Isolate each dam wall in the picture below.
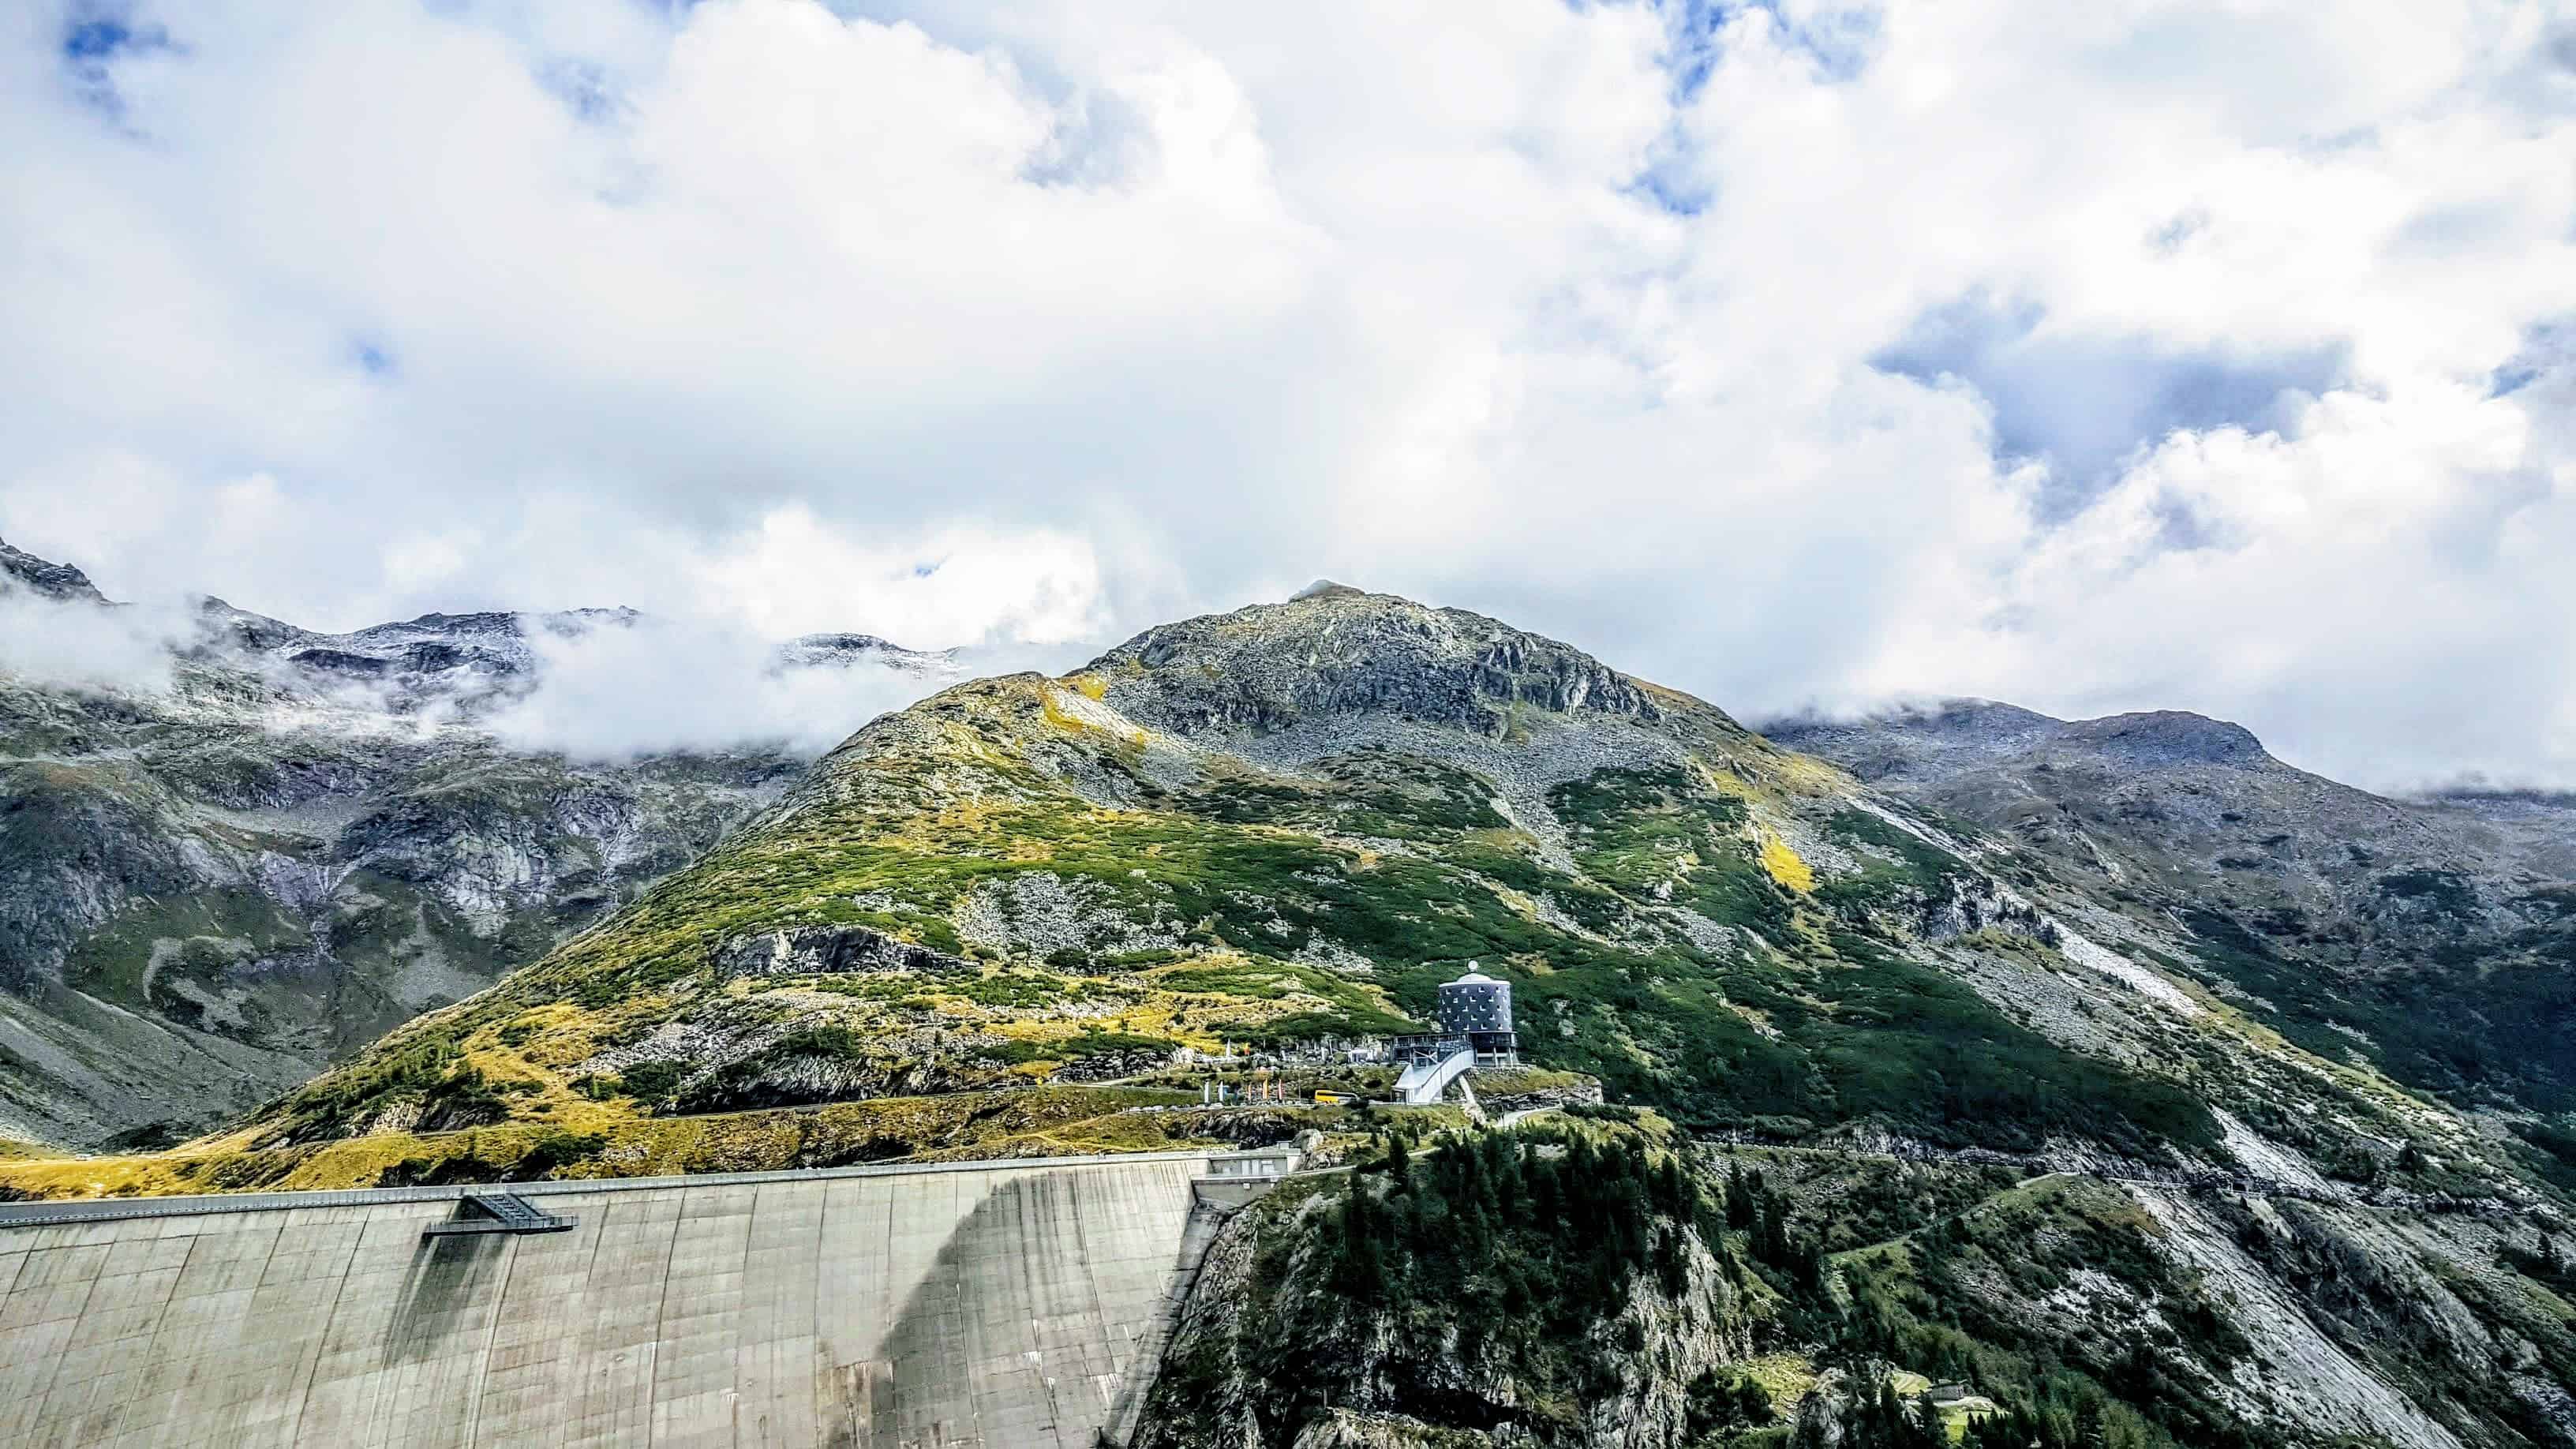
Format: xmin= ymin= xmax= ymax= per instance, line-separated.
xmin=0 ymin=1150 xmax=1253 ymax=1448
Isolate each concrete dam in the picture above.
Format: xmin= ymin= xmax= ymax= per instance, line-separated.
xmin=0 ymin=1149 xmax=1276 ymax=1448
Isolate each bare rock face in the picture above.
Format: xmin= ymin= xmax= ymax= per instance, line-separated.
xmin=710 ymin=923 xmax=973 ymax=980
xmin=2057 ymin=710 xmax=2269 ymax=767
xmin=774 ymin=632 xmax=961 ymax=676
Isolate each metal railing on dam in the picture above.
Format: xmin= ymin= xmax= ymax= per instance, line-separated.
xmin=0 ymin=1148 xmax=1273 ymax=1448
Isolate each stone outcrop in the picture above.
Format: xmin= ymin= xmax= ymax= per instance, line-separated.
xmin=710 ymin=923 xmax=976 ymax=979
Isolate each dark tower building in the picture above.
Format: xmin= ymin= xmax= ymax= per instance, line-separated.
xmin=1435 ymin=967 xmax=1518 ymax=1066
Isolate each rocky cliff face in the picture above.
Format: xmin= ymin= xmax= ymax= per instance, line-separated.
xmin=0 ymin=538 xmax=945 ymax=1147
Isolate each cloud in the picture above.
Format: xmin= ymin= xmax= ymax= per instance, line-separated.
xmin=477 ymin=616 xmax=993 ymax=761
xmin=0 ymin=591 xmax=179 ymax=695
xmin=0 ymin=0 xmax=2570 ymax=788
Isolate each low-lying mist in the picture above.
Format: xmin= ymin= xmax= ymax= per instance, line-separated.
xmin=483 ymin=618 xmax=1034 ymax=761
xmin=0 ymin=586 xmax=1078 ymax=764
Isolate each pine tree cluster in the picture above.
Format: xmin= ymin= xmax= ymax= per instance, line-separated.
xmin=1324 ymin=1129 xmax=1709 ymax=1335
xmin=1795 ymin=1376 xmax=1943 ymax=1447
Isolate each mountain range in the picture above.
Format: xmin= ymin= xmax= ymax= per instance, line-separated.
xmin=4 ymin=548 xmax=2574 ymax=1445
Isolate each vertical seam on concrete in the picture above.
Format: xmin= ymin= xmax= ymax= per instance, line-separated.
xmin=24 ymin=1243 xmax=110 ymax=1436
xmin=869 ymin=1174 xmax=899 ymax=1360
xmin=108 ymin=1234 xmax=189 ymax=1432
xmin=812 ymin=1178 xmax=841 ymax=1449
xmin=461 ymin=1234 xmax=522 ymax=1445
xmin=642 ymin=1192 xmax=686 ymax=1449
xmin=279 ymin=1212 xmax=365 ymax=1448
xmin=1060 ymin=1172 xmax=1112 ymax=1449
xmin=575 ymin=1194 xmax=622 ymax=1446
xmin=735 ymin=1183 xmax=760 ymax=1447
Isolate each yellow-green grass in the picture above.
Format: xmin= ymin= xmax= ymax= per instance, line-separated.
xmin=0 ymin=1085 xmax=1271 ymax=1202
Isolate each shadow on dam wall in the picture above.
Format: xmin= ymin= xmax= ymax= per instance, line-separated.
xmin=383 ymin=1234 xmax=510 ymax=1368
xmin=831 ymin=1169 xmax=1222 ymax=1448
xmin=0 ymin=1151 xmax=1234 ymax=1448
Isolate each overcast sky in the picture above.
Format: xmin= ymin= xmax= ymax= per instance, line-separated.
xmin=3 ymin=0 xmax=2573 ymax=788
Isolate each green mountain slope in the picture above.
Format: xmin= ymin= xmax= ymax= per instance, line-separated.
xmin=220 ymin=590 xmax=2504 ymax=1198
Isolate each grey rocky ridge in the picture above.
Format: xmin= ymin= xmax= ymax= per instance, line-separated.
xmin=0 ymin=536 xmax=953 ymax=1148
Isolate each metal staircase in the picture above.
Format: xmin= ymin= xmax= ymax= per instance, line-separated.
xmin=1395 ymin=1046 xmax=1477 ymax=1105
xmin=421 ymin=1192 xmax=577 ymax=1237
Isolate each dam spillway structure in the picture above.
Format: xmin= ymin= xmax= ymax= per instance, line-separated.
xmin=0 ymin=1148 xmax=1286 ymax=1448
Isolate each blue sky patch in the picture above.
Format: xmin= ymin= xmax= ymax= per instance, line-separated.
xmin=60 ymin=4 xmax=178 ymax=119
xmin=1661 ymin=0 xmax=1880 ymax=101
xmin=537 ymin=57 xmax=625 ymax=125
xmin=63 ymin=17 xmax=133 ymax=60
xmin=2490 ymin=317 xmax=2572 ymax=397
xmin=1627 ymin=153 xmax=1712 ymax=217
xmin=1634 ymin=0 xmax=1878 ymax=214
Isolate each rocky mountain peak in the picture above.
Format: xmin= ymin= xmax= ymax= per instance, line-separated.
xmin=1084 ymin=590 xmax=1674 ymax=739
xmin=190 ymin=597 xmax=309 ymax=653
xmin=0 ymin=544 xmax=911 ymax=1144
xmin=1287 ymin=578 xmax=1365 ymax=601
xmin=1756 ymin=697 xmax=2062 ymax=783
xmin=0 ymin=536 xmax=110 ymax=605
xmin=2059 ymin=710 xmax=2271 ymax=768
xmin=1762 ymin=698 xmax=2275 ymax=783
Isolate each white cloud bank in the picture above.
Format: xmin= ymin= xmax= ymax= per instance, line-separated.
xmin=481 ymin=617 xmax=1056 ymax=761
xmin=1 ymin=0 xmax=2571 ymax=788
xmin=0 ymin=591 xmax=181 ymax=697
